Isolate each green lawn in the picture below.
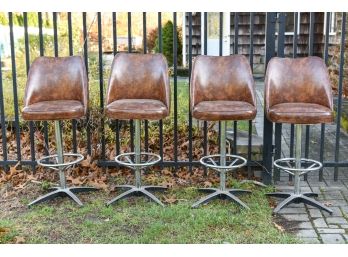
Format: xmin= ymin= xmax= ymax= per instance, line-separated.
xmin=0 ymin=183 xmax=299 ymax=244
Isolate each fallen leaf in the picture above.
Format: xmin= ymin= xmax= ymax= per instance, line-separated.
xmin=14 ymin=236 xmax=26 ymax=244
xmin=273 ymin=222 xmax=285 ymax=232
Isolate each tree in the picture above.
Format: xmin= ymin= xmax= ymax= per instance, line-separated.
xmin=147 ymin=27 xmax=158 ymax=52
xmin=153 ymin=21 xmax=182 ymax=66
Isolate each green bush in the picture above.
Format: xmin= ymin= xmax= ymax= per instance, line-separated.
xmin=154 ymin=21 xmax=182 ymax=66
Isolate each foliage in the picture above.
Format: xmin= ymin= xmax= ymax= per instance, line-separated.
xmin=0 ymin=12 xmax=51 ymax=27
xmin=146 ymin=27 xmax=158 ymax=52
xmin=154 ymin=21 xmax=183 ymax=66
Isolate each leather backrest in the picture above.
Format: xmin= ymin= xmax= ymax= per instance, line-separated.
xmin=24 ymin=56 xmax=88 ymax=113
xmin=265 ymin=56 xmax=333 ymax=111
xmin=106 ymin=53 xmax=170 ymax=109
xmin=190 ymin=55 xmax=256 ymax=109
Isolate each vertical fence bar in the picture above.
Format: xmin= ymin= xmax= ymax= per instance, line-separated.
xmin=262 ymin=12 xmax=277 ymax=185
xmin=97 ymin=12 xmax=106 ymax=160
xmin=304 ymin=12 xmax=315 ymax=181
xmin=233 ymin=12 xmax=238 ymax=155
xmin=248 ymin=12 xmax=254 ymax=178
xmin=53 ymin=12 xmax=58 ymax=57
xmin=173 ymin=12 xmax=178 ymax=171
xmin=68 ymin=12 xmax=78 ymax=153
xmin=188 ymin=12 xmax=193 ymax=172
xmin=24 ymin=12 xmax=36 ymax=170
xmin=8 ymin=12 xmax=22 ymax=165
xmin=203 ymin=12 xmax=208 ymax=175
xmin=112 ymin=12 xmax=120 ymax=156
xmin=334 ymin=12 xmax=346 ymax=181
xmin=249 ymin=12 xmax=254 ymax=70
xmin=158 ymin=12 xmax=164 ymax=166
xmin=218 ymin=12 xmax=223 ymax=154
xmin=0 ymin=37 xmax=7 ymax=170
xmin=38 ymin=12 xmax=49 ymax=156
xmin=143 ymin=12 xmax=149 ymax=155
xmin=274 ymin=12 xmax=285 ymax=182
xmin=83 ymin=12 xmax=91 ymax=156
xmin=127 ymin=12 xmax=134 ymax=153
xmin=320 ymin=12 xmax=331 ymax=181
xmin=289 ymin=12 xmax=299 ymax=182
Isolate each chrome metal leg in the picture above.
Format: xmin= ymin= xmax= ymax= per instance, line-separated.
xmin=300 ymin=195 xmax=333 ymax=214
xmin=28 ymin=190 xmax=64 ymax=207
xmin=69 ymin=187 xmax=99 ymax=193
xmin=266 ymin=192 xmax=292 ymax=198
xmin=142 ymin=185 xmax=168 ymax=191
xmin=302 ymin=192 xmax=319 ymax=197
xmin=65 ymin=189 xmax=84 ymax=206
xmin=228 ymin=189 xmax=252 ymax=195
xmin=224 ymin=192 xmax=250 ymax=210
xmin=141 ymin=189 xmax=165 ymax=207
xmin=106 ymin=188 xmax=137 ymax=206
xmin=192 ymin=121 xmax=250 ymax=209
xmin=273 ymin=195 xmax=298 ymax=213
xmin=267 ymin=124 xmax=332 ymax=215
xmin=192 ymin=191 xmax=220 ymax=208
xmin=220 ymin=121 xmax=226 ymax=191
xmin=107 ymin=119 xmax=166 ymax=207
xmin=55 ymin=120 xmax=66 ymax=189
xmin=294 ymin=124 xmax=302 ymax=195
xmin=135 ymin=119 xmax=141 ymax=188
xmin=28 ymin=121 xmax=98 ymax=207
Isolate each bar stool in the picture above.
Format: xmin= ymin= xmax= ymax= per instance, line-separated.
xmin=265 ymin=56 xmax=333 ymax=214
xmin=190 ymin=55 xmax=257 ymax=209
xmin=22 ymin=56 xmax=97 ymax=207
xmin=105 ymin=53 xmax=170 ymax=207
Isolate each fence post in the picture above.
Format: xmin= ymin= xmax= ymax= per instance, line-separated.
xmin=262 ymin=12 xmax=277 ymax=185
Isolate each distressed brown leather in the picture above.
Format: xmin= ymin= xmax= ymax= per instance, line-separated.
xmin=265 ymin=56 xmax=333 ymax=124
xmin=105 ymin=99 xmax=168 ymax=120
xmin=190 ymin=55 xmax=256 ymax=121
xmin=106 ymin=53 xmax=170 ymax=120
xmin=22 ymin=56 xmax=88 ymax=121
xmin=268 ymin=103 xmax=333 ymax=124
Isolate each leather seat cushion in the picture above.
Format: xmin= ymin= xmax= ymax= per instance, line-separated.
xmin=105 ymin=99 xmax=169 ymax=120
xmin=22 ymin=100 xmax=85 ymax=121
xmin=192 ymin=101 xmax=256 ymax=121
xmin=268 ymin=103 xmax=333 ymax=124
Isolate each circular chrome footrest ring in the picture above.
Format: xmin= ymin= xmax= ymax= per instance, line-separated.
xmin=200 ymin=154 xmax=247 ymax=172
xmin=274 ymin=157 xmax=322 ymax=176
xmin=115 ymin=152 xmax=161 ymax=169
xmin=37 ymin=153 xmax=84 ymax=171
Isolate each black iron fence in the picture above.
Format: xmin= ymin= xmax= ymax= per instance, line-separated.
xmin=0 ymin=12 xmax=347 ymax=184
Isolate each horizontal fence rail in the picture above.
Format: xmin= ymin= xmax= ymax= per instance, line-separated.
xmin=0 ymin=12 xmax=347 ymax=184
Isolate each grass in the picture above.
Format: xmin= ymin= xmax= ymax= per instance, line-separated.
xmin=0 ymin=183 xmax=299 ymax=244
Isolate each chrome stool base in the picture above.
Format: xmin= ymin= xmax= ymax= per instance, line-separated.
xmin=192 ymin=121 xmax=250 ymax=210
xmin=267 ymin=124 xmax=333 ymax=214
xmin=192 ymin=188 xmax=251 ymax=209
xmin=28 ymin=121 xmax=98 ymax=207
xmin=266 ymin=192 xmax=332 ymax=214
xmin=108 ymin=120 xmax=166 ymax=207
xmin=106 ymin=185 xmax=166 ymax=207
xmin=28 ymin=186 xmax=98 ymax=207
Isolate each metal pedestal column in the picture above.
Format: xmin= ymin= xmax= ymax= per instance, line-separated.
xmin=28 ymin=121 xmax=98 ymax=207
xmin=107 ymin=120 xmax=166 ymax=207
xmin=192 ymin=121 xmax=251 ymax=209
xmin=266 ymin=124 xmax=333 ymax=214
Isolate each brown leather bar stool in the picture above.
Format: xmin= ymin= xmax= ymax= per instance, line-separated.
xmin=190 ymin=55 xmax=257 ymax=209
xmin=22 ymin=56 xmax=97 ymax=207
xmin=105 ymin=53 xmax=170 ymax=207
xmin=265 ymin=56 xmax=333 ymax=214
